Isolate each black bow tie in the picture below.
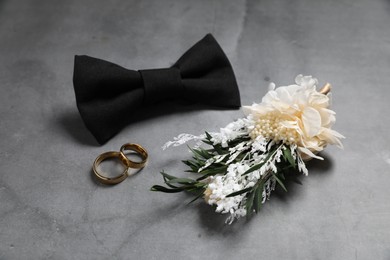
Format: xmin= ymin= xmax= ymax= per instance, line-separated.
xmin=73 ymin=34 xmax=241 ymax=144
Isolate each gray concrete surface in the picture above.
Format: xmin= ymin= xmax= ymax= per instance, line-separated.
xmin=1 ymin=0 xmax=390 ymax=259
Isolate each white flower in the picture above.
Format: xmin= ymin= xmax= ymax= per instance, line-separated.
xmin=210 ymin=118 xmax=253 ymax=147
xmin=243 ymin=75 xmax=344 ymax=160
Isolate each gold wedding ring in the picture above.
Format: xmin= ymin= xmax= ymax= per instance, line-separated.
xmin=120 ymin=143 xmax=148 ymax=169
xmin=93 ymin=151 xmax=129 ymax=185
xmin=92 ymin=143 xmax=148 ymax=185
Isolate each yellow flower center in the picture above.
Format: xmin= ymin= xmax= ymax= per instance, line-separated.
xmin=249 ymin=112 xmax=300 ymax=145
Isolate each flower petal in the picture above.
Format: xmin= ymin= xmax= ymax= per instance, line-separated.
xmin=296 ymin=75 xmax=318 ymax=89
xmin=310 ymin=93 xmax=329 ymax=108
xmin=302 ymin=107 xmax=322 ymax=137
xmin=242 ymin=105 xmax=254 ymax=116
xmin=319 ymin=108 xmax=336 ymax=127
xmin=262 ymin=90 xmax=279 ymax=104
xmin=319 ymin=128 xmax=345 ymax=148
xmin=298 ymin=147 xmax=324 ymax=160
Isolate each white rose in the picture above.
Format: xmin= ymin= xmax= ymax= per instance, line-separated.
xmin=243 ymin=75 xmax=344 ymax=160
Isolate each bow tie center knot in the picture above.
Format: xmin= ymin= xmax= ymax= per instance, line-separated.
xmin=139 ymin=68 xmax=183 ymax=105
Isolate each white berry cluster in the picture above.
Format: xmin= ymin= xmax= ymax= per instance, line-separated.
xmin=249 ymin=112 xmax=301 ymax=146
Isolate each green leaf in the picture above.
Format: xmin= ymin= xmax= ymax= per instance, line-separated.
xmin=202 ymin=139 xmax=213 ymax=146
xmin=273 ymin=174 xmax=288 ymax=192
xmin=160 ymin=171 xmax=178 ymax=180
xmin=205 ymin=131 xmax=213 ymax=141
xmin=150 ymin=185 xmax=184 ymax=193
xmin=245 ymin=190 xmax=256 ymax=214
xmin=196 ymin=173 xmax=214 ymax=181
xmin=162 ymin=176 xmax=179 ymax=189
xmin=166 ymin=178 xmax=196 ymax=185
xmin=253 ymin=184 xmax=263 ymax=213
xmin=242 ymin=161 xmax=266 ymax=176
xmin=283 ymin=147 xmax=296 ymax=168
xmin=196 ymin=166 xmax=228 ymax=180
xmin=188 ymin=146 xmax=201 ymax=161
xmin=226 ymin=187 xmax=253 ymax=197
xmin=182 ymin=160 xmax=195 ymax=167
xmin=161 ymin=171 xmax=196 ymax=183
xmin=189 ymin=147 xmax=212 ymax=160
xmin=213 ymin=144 xmax=225 ymax=155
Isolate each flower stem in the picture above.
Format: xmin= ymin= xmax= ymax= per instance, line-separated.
xmin=319 ymin=83 xmax=331 ymax=95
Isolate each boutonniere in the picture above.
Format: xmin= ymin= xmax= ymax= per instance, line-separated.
xmin=152 ymin=75 xmax=344 ymax=224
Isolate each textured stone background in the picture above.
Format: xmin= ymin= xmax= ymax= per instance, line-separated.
xmin=1 ymin=0 xmax=390 ymax=259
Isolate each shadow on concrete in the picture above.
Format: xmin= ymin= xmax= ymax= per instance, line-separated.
xmin=272 ymin=153 xmax=334 ymax=202
xmin=58 ymin=111 xmax=100 ymax=146
xmin=58 ymin=102 xmax=238 ymax=146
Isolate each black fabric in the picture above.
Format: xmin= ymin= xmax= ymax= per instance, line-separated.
xmin=73 ymin=34 xmax=241 ymax=144
xmin=139 ymin=68 xmax=183 ymax=104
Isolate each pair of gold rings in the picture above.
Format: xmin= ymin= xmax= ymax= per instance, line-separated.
xmin=93 ymin=143 xmax=148 ymax=185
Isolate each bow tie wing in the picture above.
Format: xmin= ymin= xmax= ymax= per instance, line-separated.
xmin=173 ymin=34 xmax=241 ymax=108
xmin=73 ymin=55 xmax=144 ymax=144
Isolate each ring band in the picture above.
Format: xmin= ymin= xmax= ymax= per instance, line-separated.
xmin=120 ymin=143 xmax=148 ymax=169
xmin=92 ymin=143 xmax=148 ymax=185
xmin=93 ymin=151 xmax=129 ymax=185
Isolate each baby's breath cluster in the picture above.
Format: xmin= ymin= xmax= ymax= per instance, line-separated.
xmin=249 ymin=112 xmax=300 ymax=146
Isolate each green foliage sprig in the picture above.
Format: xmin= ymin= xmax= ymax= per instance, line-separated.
xmin=152 ymin=132 xmax=301 ymax=218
